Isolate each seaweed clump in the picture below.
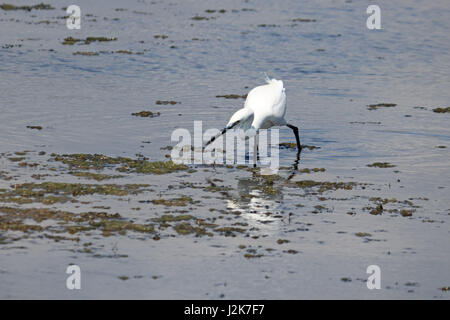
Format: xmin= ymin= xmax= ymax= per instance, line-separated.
xmin=131 ymin=111 xmax=160 ymax=118
xmin=156 ymin=100 xmax=179 ymax=105
xmin=370 ymin=204 xmax=383 ymax=215
xmin=90 ymin=220 xmax=154 ymax=236
xmin=367 ymin=103 xmax=396 ymax=110
xmin=191 ymin=16 xmax=209 ymax=21
xmin=151 ymin=196 xmax=194 ymax=207
xmin=279 ymin=142 xmax=320 ymax=150
xmin=73 ymin=51 xmax=99 ymax=56
xmin=173 ymin=222 xmax=212 ymax=237
xmin=432 ymin=107 xmax=450 ymax=113
xmin=367 ymin=162 xmax=395 ymax=168
xmin=51 ymin=154 xmax=188 ymax=174
xmin=152 ymin=214 xmax=193 ymax=222
xmin=292 ymin=18 xmax=316 ymax=22
xmin=216 ymin=94 xmax=247 ymax=99
xmin=0 ymin=181 xmax=149 ymax=205
xmin=62 ymin=36 xmax=117 ymax=45
xmin=70 ymin=171 xmax=123 ymax=181
xmin=26 ymin=125 xmax=42 ymax=130
xmin=293 ymin=180 xmax=357 ymax=192
xmin=1 ymin=3 xmax=54 ymax=11
xmin=0 ymin=206 xmax=156 ymax=238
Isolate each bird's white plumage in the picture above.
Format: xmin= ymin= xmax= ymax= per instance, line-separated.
xmin=227 ymin=77 xmax=287 ymax=137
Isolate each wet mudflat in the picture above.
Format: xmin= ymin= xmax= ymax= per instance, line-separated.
xmin=0 ymin=0 xmax=449 ymax=299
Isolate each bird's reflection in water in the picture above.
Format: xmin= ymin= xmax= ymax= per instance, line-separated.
xmin=226 ymin=151 xmax=301 ymax=232
xmin=226 ymin=174 xmax=285 ymax=232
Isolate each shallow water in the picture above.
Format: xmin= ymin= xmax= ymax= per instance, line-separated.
xmin=0 ymin=0 xmax=449 ymax=299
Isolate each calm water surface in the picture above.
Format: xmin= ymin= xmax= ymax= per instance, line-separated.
xmin=0 ymin=0 xmax=449 ymax=299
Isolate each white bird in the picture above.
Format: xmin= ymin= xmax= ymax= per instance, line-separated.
xmin=204 ymin=76 xmax=302 ymax=160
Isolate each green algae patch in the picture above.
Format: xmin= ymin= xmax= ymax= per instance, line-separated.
xmin=35 ymin=20 xmax=55 ymax=24
xmin=73 ymin=51 xmax=99 ymax=56
xmin=196 ymin=219 xmax=218 ymax=229
xmin=173 ymin=222 xmax=194 ymax=235
xmin=216 ymin=94 xmax=247 ymax=99
xmin=26 ymin=125 xmax=42 ymax=130
xmin=1 ymin=3 xmax=54 ymax=11
xmin=62 ymin=37 xmax=82 ymax=45
xmin=279 ymin=142 xmax=320 ymax=150
xmin=370 ymin=204 xmax=383 ymax=215
xmin=41 ymin=195 xmax=71 ymax=205
xmin=292 ymin=18 xmax=316 ymax=22
xmin=367 ymin=103 xmax=396 ymax=110
xmin=0 ymin=205 xmax=156 ymax=239
xmin=152 ymin=214 xmax=193 ymax=222
xmin=156 ymin=100 xmax=179 ymax=105
xmin=13 ymin=182 xmax=147 ymax=197
xmin=244 ymin=253 xmax=263 ymax=259
xmin=115 ymin=50 xmax=132 ymax=54
xmin=152 ymin=196 xmax=194 ymax=207
xmin=131 ymin=111 xmax=160 ymax=118
xmin=432 ymin=107 xmax=450 ymax=113
xmin=0 ymin=206 xmax=119 ymax=234
xmin=70 ymin=171 xmax=124 ymax=181
xmin=82 ymin=37 xmax=118 ymax=44
xmin=400 ymin=209 xmax=413 ymax=217
xmin=299 ymin=168 xmax=325 ymax=173
xmin=191 ymin=15 xmax=209 ymax=21
xmin=205 ymin=9 xmax=227 ymax=14
xmin=51 ymin=154 xmax=188 ymax=174
xmin=253 ymin=174 xmax=283 ymax=196
xmin=0 ymin=182 xmax=148 ymax=204
xmin=203 ymin=178 xmax=234 ymax=193
xmin=293 ymin=180 xmax=357 ymax=192
xmin=370 ymin=197 xmax=397 ymax=204
xmin=65 ymin=225 xmax=94 ymax=234
xmin=355 ymin=232 xmax=372 ymax=237
xmin=52 ymin=154 xmax=131 ymax=170
xmin=62 ymin=36 xmax=117 ymax=45
xmin=128 ymin=160 xmax=188 ymax=174
xmin=258 ymin=24 xmax=279 ymax=28
xmin=367 ymin=162 xmax=395 ymax=168
xmin=0 ymin=222 xmax=43 ymax=232
xmin=90 ymin=220 xmax=154 ymax=235
xmin=204 ymin=185 xmax=233 ymax=193
xmin=173 ymin=222 xmax=212 ymax=237
xmin=0 ymin=172 xmax=13 ymax=181
xmin=214 ymin=226 xmax=246 ymax=236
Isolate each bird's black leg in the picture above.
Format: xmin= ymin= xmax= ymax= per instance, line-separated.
xmin=253 ymin=133 xmax=258 ymax=168
xmin=285 ymin=124 xmax=302 ymax=180
xmin=286 ymin=124 xmax=302 ymax=153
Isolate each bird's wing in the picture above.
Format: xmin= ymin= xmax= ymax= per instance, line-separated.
xmin=244 ymin=79 xmax=287 ymax=129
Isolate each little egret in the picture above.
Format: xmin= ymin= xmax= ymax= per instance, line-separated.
xmin=204 ymin=76 xmax=302 ymax=162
